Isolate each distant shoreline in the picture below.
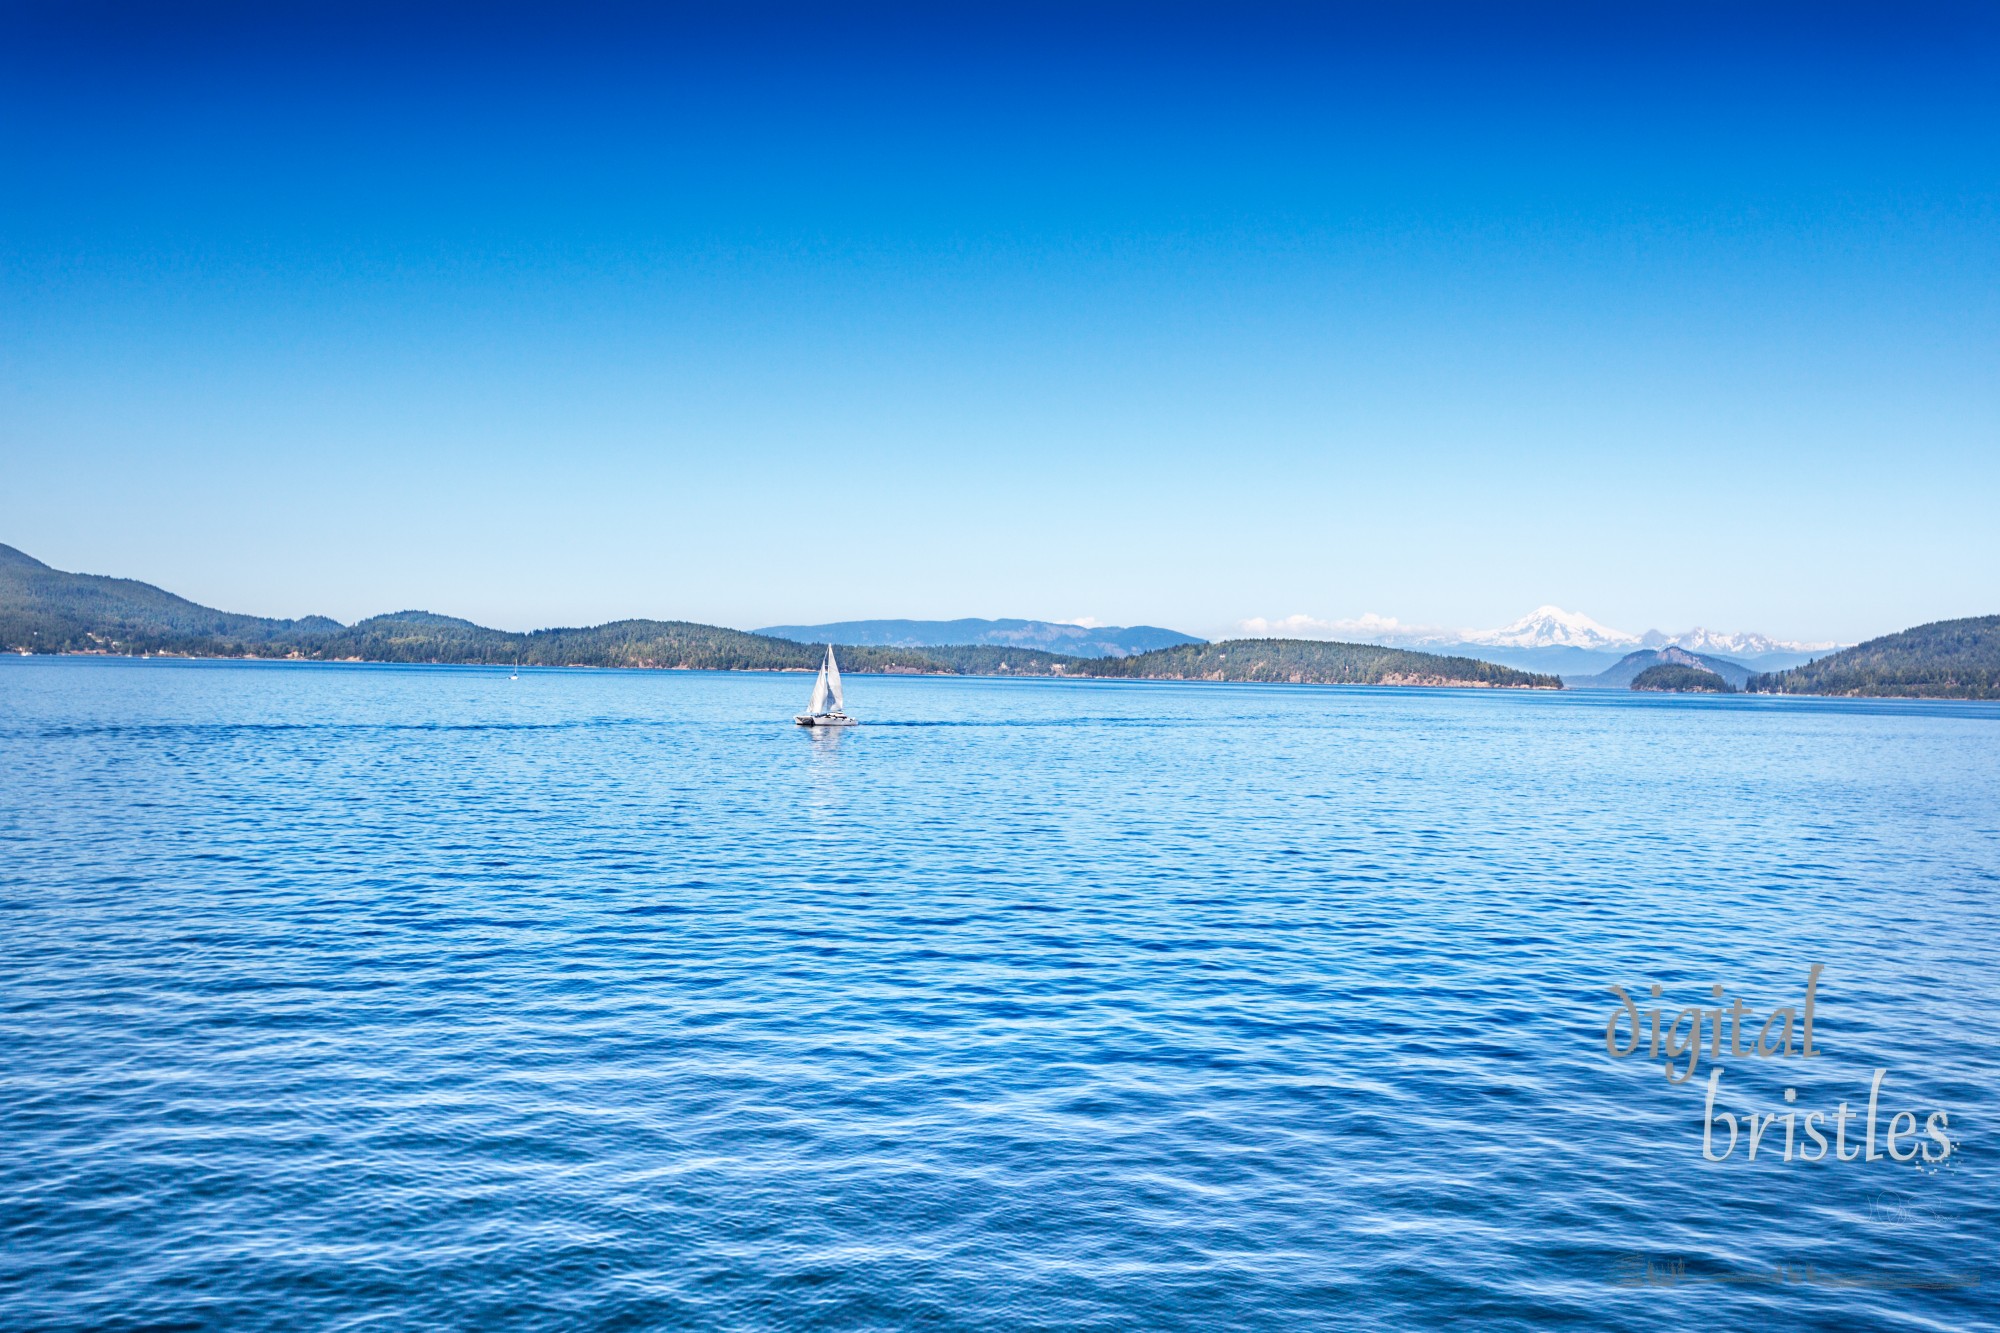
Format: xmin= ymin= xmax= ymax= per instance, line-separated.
xmin=6 ymin=647 xmax=1567 ymax=690
xmin=13 ymin=644 xmax=1998 ymax=701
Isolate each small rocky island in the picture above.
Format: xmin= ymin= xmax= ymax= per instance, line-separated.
xmin=1631 ymin=663 xmax=1734 ymax=693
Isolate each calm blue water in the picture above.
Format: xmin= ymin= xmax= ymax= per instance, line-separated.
xmin=3 ymin=657 xmax=1996 ymax=1331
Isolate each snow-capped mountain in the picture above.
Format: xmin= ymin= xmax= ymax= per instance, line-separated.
xmin=1460 ymin=606 xmax=1641 ymax=651
xmin=1458 ymin=610 xmax=1837 ymax=655
xmin=1233 ymin=606 xmax=1840 ymax=672
xmin=1640 ymin=626 xmax=1839 ymax=655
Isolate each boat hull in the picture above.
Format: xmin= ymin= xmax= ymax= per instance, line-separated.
xmin=795 ymin=713 xmax=858 ymax=727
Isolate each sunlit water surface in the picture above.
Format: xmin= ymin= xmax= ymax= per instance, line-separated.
xmin=3 ymin=658 xmax=1997 ymax=1331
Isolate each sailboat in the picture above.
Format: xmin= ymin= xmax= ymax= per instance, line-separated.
xmin=795 ymin=645 xmax=858 ymax=726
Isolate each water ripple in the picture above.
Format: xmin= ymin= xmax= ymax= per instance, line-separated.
xmin=1 ymin=658 xmax=1996 ymax=1331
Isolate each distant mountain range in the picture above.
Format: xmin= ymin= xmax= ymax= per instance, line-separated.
xmin=754 ymin=617 xmax=1202 ymax=659
xmin=0 ymin=544 xmax=1551 ymax=689
xmin=10 ymin=543 xmax=1986 ymax=697
xmin=0 ymin=543 xmax=922 ymax=673
xmin=1240 ymin=605 xmax=1838 ymax=678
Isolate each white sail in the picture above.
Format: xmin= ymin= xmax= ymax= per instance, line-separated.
xmin=825 ymin=646 xmax=844 ymax=711
xmin=807 ymin=661 xmax=830 ymax=714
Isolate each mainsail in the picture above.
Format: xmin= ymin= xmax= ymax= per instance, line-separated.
xmin=824 ymin=645 xmax=844 ymax=712
xmin=807 ymin=658 xmax=830 ymax=714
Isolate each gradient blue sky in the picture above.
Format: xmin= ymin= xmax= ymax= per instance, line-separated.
xmin=4 ymin=2 xmax=1996 ymax=642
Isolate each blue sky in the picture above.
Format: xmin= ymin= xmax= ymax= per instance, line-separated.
xmin=3 ymin=2 xmax=1996 ymax=642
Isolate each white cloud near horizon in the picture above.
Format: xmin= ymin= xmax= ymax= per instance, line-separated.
xmin=1235 ymin=612 xmax=1440 ymax=641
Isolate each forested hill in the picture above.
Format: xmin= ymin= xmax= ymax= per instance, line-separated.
xmin=3 ymin=543 xmax=1556 ymax=688
xmin=1631 ymin=663 xmax=1733 ymax=693
xmin=1747 ymin=615 xmax=2000 ymax=699
xmin=0 ymin=544 xmax=938 ymax=671
xmin=1069 ymin=639 xmax=1561 ymax=688
xmin=0 ymin=541 xmax=345 ymax=648
xmin=320 ymin=614 xmax=956 ymax=673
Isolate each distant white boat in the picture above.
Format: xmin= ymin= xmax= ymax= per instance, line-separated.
xmin=795 ymin=645 xmax=857 ymax=727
